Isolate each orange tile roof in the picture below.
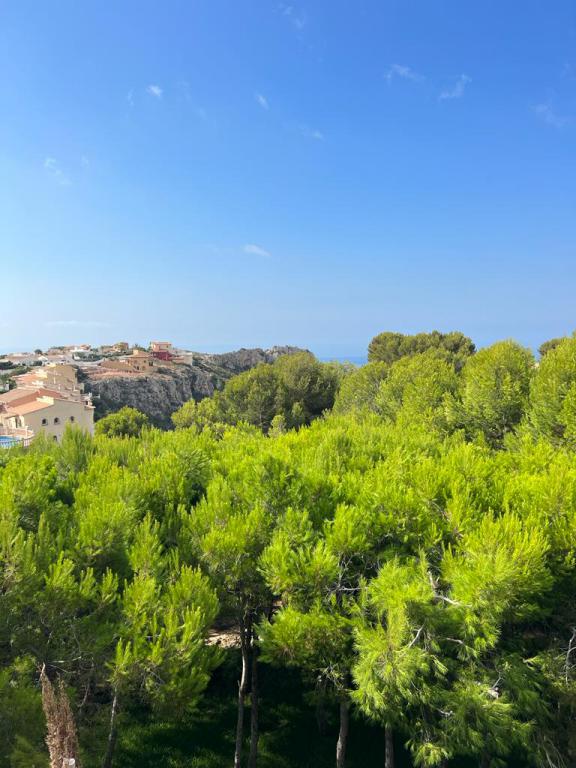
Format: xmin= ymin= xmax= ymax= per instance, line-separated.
xmin=0 ymin=389 xmax=39 ymax=404
xmin=7 ymin=399 xmax=55 ymax=415
xmin=0 ymin=388 xmax=63 ymax=405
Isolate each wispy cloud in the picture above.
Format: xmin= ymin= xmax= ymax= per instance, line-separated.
xmin=146 ymin=84 xmax=163 ymax=99
xmin=195 ymin=106 xmax=208 ymax=121
xmin=385 ymin=64 xmax=423 ymax=83
xmin=44 ymin=320 xmax=110 ymax=328
xmin=299 ymin=125 xmax=324 ymax=141
xmin=533 ymin=103 xmax=570 ymax=128
xmin=439 ymin=74 xmax=471 ymax=100
xmin=127 ymin=89 xmax=135 ymax=107
xmin=81 ymin=155 xmax=90 ymax=168
xmin=278 ymin=3 xmax=306 ymax=31
xmin=243 ymin=244 xmax=272 ymax=258
xmin=255 ymin=92 xmax=270 ymax=111
xmin=44 ymin=157 xmax=71 ymax=186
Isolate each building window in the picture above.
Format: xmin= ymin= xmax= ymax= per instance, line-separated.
xmin=41 ymin=418 xmax=48 ymax=426
xmin=54 ymin=417 xmax=60 ymax=424
xmin=53 ymin=435 xmax=58 ymax=442
xmin=70 ymin=416 xmax=75 ymax=422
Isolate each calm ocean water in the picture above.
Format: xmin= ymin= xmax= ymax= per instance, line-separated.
xmin=318 ymin=355 xmax=367 ymax=366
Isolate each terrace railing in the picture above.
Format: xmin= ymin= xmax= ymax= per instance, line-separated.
xmin=0 ymin=425 xmax=34 ymax=448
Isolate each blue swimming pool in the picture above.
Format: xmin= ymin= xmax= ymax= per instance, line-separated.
xmin=0 ymin=435 xmax=19 ymax=448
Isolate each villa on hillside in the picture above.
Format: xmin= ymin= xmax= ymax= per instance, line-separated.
xmin=100 ymin=348 xmax=158 ymax=374
xmin=0 ymin=364 xmax=94 ymax=448
xmin=100 ymin=343 xmax=178 ymax=373
xmin=98 ymin=341 xmax=129 ymax=355
xmin=150 ymin=341 xmax=175 ymax=361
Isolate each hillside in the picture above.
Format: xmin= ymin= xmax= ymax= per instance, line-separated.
xmin=80 ymin=346 xmax=306 ymax=427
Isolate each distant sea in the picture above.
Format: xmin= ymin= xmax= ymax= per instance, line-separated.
xmin=318 ymin=355 xmax=367 ymax=366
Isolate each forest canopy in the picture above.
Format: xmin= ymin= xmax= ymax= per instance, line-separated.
xmin=367 ymin=330 xmax=475 ymax=369
xmin=2 ymin=331 xmax=576 ymax=768
xmin=171 ymin=351 xmax=343 ymax=433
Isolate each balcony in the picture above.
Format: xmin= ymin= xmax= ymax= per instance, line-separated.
xmin=0 ymin=425 xmax=34 ymax=449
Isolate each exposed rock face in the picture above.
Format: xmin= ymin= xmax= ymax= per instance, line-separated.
xmin=81 ymin=346 xmax=306 ymax=428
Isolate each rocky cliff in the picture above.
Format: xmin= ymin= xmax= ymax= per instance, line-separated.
xmin=80 ymin=346 xmax=306 ymax=428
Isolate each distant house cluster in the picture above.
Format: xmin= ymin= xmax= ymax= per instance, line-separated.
xmin=2 ymin=341 xmax=183 ymax=370
xmin=100 ymin=348 xmax=158 ymax=374
xmin=0 ymin=364 xmax=95 ymax=447
xmin=2 ymin=344 xmax=96 ymax=367
xmin=0 ymin=341 xmax=187 ymax=448
xmin=99 ymin=342 xmax=177 ymax=374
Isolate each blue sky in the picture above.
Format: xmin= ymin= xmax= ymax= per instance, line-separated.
xmin=0 ymin=0 xmax=575 ymax=357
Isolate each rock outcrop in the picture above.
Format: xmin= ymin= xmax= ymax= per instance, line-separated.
xmin=80 ymin=346 xmax=306 ymax=428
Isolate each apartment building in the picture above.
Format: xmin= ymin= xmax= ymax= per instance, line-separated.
xmin=0 ymin=364 xmax=94 ymax=446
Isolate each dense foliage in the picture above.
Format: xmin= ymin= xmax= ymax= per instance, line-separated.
xmin=172 ymin=352 xmax=342 ymax=433
xmin=2 ymin=335 xmax=576 ymax=768
xmin=94 ymin=406 xmax=151 ymax=438
xmin=367 ymin=330 xmax=475 ymax=370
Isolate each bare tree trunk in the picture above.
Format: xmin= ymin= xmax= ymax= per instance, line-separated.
xmin=234 ymin=614 xmax=251 ymax=768
xmin=385 ymin=725 xmax=394 ymax=768
xmin=336 ymin=699 xmax=350 ymax=768
xmin=101 ymin=689 xmax=119 ymax=768
xmin=40 ymin=666 xmax=81 ymax=768
xmin=248 ymin=640 xmax=259 ymax=768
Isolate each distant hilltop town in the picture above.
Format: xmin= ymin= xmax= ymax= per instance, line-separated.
xmin=0 ymin=342 xmax=306 ymax=441
xmin=1 ymin=340 xmax=189 ymax=370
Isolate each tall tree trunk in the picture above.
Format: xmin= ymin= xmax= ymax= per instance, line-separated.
xmin=101 ymin=689 xmax=119 ymax=768
xmin=336 ymin=699 xmax=350 ymax=768
xmin=384 ymin=725 xmax=394 ymax=768
xmin=248 ymin=640 xmax=259 ymax=768
xmin=234 ymin=614 xmax=251 ymax=768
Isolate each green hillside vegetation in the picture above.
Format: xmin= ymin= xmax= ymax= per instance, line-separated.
xmin=172 ymin=352 xmax=343 ymax=433
xmin=367 ymin=330 xmax=475 ymax=370
xmin=2 ymin=332 xmax=576 ymax=768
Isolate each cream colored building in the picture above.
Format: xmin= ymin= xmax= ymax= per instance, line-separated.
xmin=0 ymin=364 xmax=94 ymax=445
xmin=0 ymin=394 xmax=94 ymax=442
xmin=150 ymin=341 xmax=173 ymax=353
xmin=100 ymin=349 xmax=156 ymax=373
